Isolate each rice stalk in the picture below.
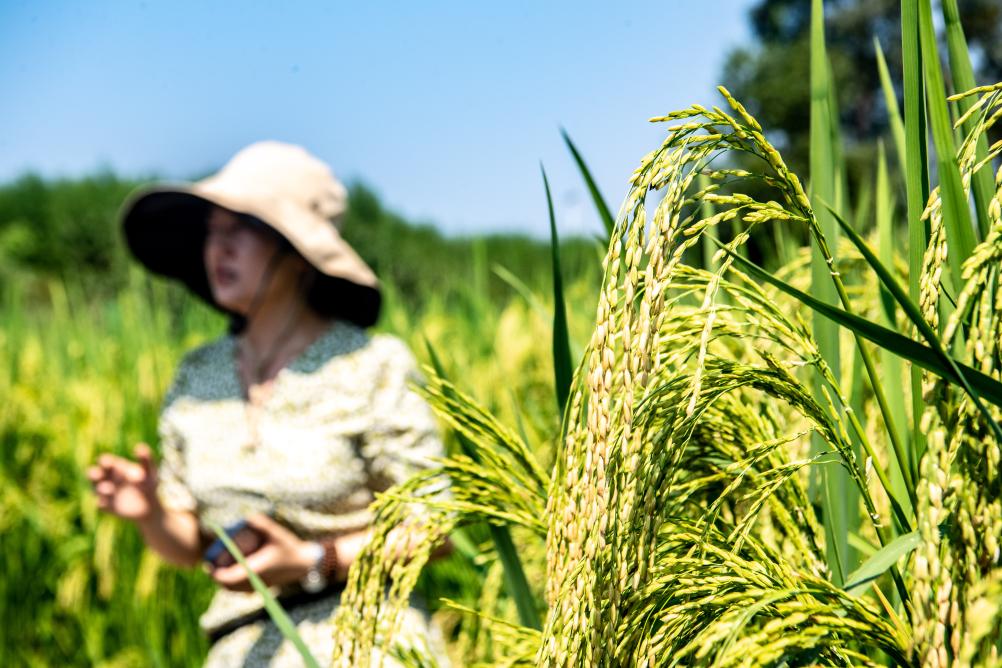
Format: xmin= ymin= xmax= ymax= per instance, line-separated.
xmin=910 ymin=90 xmax=1002 ymax=662
xmin=535 ymin=86 xmax=915 ymax=665
xmin=328 ymin=80 xmax=1002 ymax=668
xmin=331 ymin=374 xmax=549 ymax=665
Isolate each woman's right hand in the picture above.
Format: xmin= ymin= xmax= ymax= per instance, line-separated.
xmin=87 ymin=443 xmax=161 ymax=522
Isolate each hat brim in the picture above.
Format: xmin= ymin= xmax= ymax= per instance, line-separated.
xmin=121 ymin=187 xmax=382 ymax=328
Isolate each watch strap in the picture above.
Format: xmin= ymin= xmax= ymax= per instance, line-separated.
xmin=318 ymin=535 xmax=340 ymax=579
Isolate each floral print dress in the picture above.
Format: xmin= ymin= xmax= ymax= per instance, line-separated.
xmin=156 ymin=319 xmax=445 ymax=666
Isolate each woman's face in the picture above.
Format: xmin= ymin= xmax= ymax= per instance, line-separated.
xmin=203 ymin=207 xmax=304 ymax=315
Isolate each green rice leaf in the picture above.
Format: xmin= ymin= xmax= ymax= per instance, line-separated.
xmin=873 ymin=37 xmax=907 ymax=176
xmin=208 ymin=522 xmax=321 ymax=668
xmin=489 ymin=523 xmax=542 ymax=630
xmin=876 ymin=143 xmax=914 ymax=505
xmin=810 ymin=0 xmax=847 ymax=584
xmin=847 ymin=531 xmax=879 ymax=558
xmin=421 ymin=337 xmax=542 ymax=630
xmin=845 ymin=530 xmax=921 ymax=597
xmin=423 ymin=337 xmax=445 ymax=378
xmin=826 ymin=202 xmax=915 ymax=504
xmin=542 ymin=164 xmax=573 ymax=416
xmin=828 ymin=203 xmax=1002 ymax=444
xmin=562 ymin=129 xmax=615 ymax=240
xmin=723 ymin=248 xmax=1002 ymax=413
xmin=448 ymin=527 xmax=480 ymax=561
xmin=941 ymin=0 xmax=993 ymax=239
xmin=918 ymin=0 xmax=978 ymax=279
xmin=492 ymin=263 xmax=549 ymax=323
xmin=901 ymin=0 xmax=929 ymax=460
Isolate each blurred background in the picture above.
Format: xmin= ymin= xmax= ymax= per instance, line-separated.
xmin=3 ymin=1 xmax=1001 ymax=666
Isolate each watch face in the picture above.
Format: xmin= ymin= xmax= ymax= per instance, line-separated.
xmin=301 ymin=569 xmax=326 ymax=593
xmin=300 ymin=542 xmax=327 ymax=593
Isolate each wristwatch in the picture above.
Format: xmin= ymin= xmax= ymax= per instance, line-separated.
xmin=300 ymin=541 xmax=327 ymax=593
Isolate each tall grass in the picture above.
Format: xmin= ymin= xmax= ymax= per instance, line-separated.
xmin=1 ymin=276 xmax=218 ymax=667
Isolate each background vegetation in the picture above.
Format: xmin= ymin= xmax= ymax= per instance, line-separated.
xmin=722 ymin=0 xmax=1002 ymax=177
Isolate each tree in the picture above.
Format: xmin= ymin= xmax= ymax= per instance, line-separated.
xmin=722 ymin=0 xmax=1002 ymax=178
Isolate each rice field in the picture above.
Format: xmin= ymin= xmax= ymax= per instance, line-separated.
xmin=0 ymin=265 xmax=601 ymax=666
xmin=5 ymin=1 xmax=1002 ymax=666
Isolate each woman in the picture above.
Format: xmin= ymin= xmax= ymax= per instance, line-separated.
xmin=87 ymin=141 xmax=446 ymax=666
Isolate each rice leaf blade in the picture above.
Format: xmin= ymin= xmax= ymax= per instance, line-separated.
xmin=723 ymin=248 xmax=1002 ymax=412
xmin=810 ymin=0 xmax=848 ymax=582
xmin=845 ymin=530 xmax=922 ymax=597
xmin=827 ymin=203 xmax=1002 ymax=443
xmin=561 ymin=129 xmax=615 ymax=240
xmin=542 ymin=165 xmax=573 ymax=415
xmin=876 ymin=143 xmax=914 ymax=503
xmin=941 ymin=0 xmax=993 ymax=239
xmin=901 ymin=0 xmax=929 ymax=463
xmin=874 ymin=37 xmax=907 ymax=176
xmin=208 ymin=522 xmax=321 ymax=668
xmin=422 ymin=337 xmax=542 ymax=630
xmin=918 ymin=0 xmax=978 ymax=276
xmin=824 ymin=202 xmax=915 ymax=503
xmin=490 ymin=522 xmax=542 ymax=630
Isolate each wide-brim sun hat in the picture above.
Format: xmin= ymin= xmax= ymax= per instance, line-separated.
xmin=121 ymin=140 xmax=381 ymax=327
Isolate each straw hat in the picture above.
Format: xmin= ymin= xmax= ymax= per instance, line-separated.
xmin=121 ymin=141 xmax=381 ymax=326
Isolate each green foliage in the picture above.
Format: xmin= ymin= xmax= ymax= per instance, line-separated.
xmin=0 ymin=172 xmax=137 ymax=289
xmin=0 ymin=278 xmax=218 ymax=667
xmin=208 ymin=523 xmax=321 ymax=668
xmin=541 ymin=166 xmax=572 ymax=416
xmin=0 ymin=217 xmax=600 ymax=665
xmin=722 ymin=0 xmax=1002 ymax=179
xmin=0 ymin=175 xmax=601 ymax=312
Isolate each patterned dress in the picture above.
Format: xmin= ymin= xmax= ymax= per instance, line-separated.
xmin=156 ymin=319 xmax=446 ymax=666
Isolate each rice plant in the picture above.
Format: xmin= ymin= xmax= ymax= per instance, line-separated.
xmin=329 ymin=2 xmax=1002 ymax=665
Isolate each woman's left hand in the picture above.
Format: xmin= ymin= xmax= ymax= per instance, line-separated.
xmin=209 ymin=514 xmax=316 ymax=592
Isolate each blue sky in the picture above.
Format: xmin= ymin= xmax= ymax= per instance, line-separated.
xmin=1 ymin=1 xmax=755 ymax=237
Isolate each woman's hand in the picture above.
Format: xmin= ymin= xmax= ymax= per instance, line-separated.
xmin=87 ymin=443 xmax=161 ymax=521
xmin=208 ymin=519 xmax=452 ymax=593
xmin=88 ymin=443 xmax=204 ymax=567
xmin=209 ymin=514 xmax=317 ymax=592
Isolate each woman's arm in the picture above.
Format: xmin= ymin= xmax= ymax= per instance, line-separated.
xmin=88 ymin=443 xmax=205 ymax=567
xmin=135 ymin=504 xmax=204 ymax=567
